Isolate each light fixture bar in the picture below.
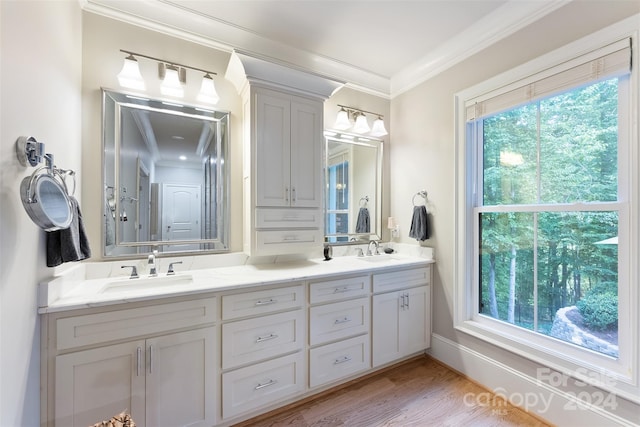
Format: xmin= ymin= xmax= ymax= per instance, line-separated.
xmin=119 ymin=49 xmax=217 ymax=76
xmin=337 ymin=104 xmax=384 ymax=119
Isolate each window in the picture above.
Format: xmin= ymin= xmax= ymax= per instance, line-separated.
xmin=326 ymin=156 xmax=350 ymax=243
xmin=455 ymin=26 xmax=638 ymax=400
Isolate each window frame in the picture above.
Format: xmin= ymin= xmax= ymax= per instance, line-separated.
xmin=454 ymin=19 xmax=639 ymax=402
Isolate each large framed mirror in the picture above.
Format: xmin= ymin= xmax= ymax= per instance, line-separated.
xmin=324 ymin=131 xmax=383 ymax=244
xmin=102 ymin=89 xmax=230 ymax=257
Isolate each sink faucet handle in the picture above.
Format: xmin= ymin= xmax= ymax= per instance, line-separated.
xmin=121 ymin=265 xmax=139 ymax=279
xmin=356 ymin=248 xmax=364 ymax=257
xmin=167 ymin=261 xmax=183 ymax=275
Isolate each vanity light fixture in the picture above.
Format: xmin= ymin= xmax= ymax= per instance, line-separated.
xmin=370 ymin=116 xmax=388 ymax=137
xmin=334 ymin=107 xmax=352 ymax=130
xmin=353 ymin=112 xmax=370 ymax=134
xmin=117 ymin=54 xmax=146 ymax=91
xmin=333 ymin=105 xmax=387 ymax=137
xmin=197 ymin=73 xmax=220 ymax=104
xmin=117 ymin=49 xmax=220 ymax=104
xmin=160 ymin=64 xmax=184 ymax=98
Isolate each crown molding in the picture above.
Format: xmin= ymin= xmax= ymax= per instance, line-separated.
xmin=82 ymin=0 xmax=568 ymax=99
xmin=390 ymin=0 xmax=571 ymax=98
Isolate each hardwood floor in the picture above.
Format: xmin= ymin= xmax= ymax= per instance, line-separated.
xmin=235 ymin=355 xmax=552 ymax=427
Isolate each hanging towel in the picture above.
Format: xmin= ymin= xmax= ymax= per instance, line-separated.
xmin=355 ymin=207 xmax=370 ymax=233
xmin=409 ymin=205 xmax=430 ymax=241
xmin=46 ymin=196 xmax=91 ymax=267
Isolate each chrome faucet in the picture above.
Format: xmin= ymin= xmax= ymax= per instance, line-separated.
xmin=121 ymin=265 xmax=139 ymax=279
xmin=148 ymin=249 xmax=158 ymax=277
xmin=367 ymin=240 xmax=380 ymax=256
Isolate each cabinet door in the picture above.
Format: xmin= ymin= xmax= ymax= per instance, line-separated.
xmin=145 ymin=328 xmax=216 ymax=427
xmin=55 ymin=340 xmax=146 ymax=427
xmin=402 ymin=285 xmax=430 ymax=356
xmin=256 ymin=91 xmax=291 ymax=207
xmin=372 ymin=291 xmax=401 ymax=367
xmin=290 ymin=99 xmax=322 ymax=208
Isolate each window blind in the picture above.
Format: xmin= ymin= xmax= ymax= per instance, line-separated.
xmin=466 ymin=38 xmax=631 ymax=122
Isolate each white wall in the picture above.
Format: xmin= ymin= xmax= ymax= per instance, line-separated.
xmin=0 ymin=1 xmax=82 ymax=426
xmin=390 ymin=1 xmax=640 ymax=425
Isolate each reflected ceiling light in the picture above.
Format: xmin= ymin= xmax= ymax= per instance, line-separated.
xmin=117 ymin=54 xmax=145 ymax=90
xmin=160 ymin=65 xmax=184 ymax=98
xmin=197 ymin=73 xmax=220 ymax=105
xmin=370 ymin=116 xmax=388 ymax=137
xmin=353 ymin=113 xmax=370 ymax=134
xmin=334 ymin=107 xmax=352 ymax=130
xmin=333 ymin=105 xmax=387 ymax=138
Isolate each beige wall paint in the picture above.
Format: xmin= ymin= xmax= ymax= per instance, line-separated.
xmin=0 ymin=1 xmax=83 ymax=425
xmin=390 ymin=1 xmax=639 ymax=423
xmin=81 ymin=12 xmax=243 ymax=258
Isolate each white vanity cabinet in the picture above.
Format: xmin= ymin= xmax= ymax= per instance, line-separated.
xmin=220 ymin=284 xmax=305 ymax=420
xmin=372 ymin=267 xmax=432 ymax=367
xmin=308 ymin=275 xmax=371 ymax=388
xmin=43 ymin=298 xmax=217 ymax=427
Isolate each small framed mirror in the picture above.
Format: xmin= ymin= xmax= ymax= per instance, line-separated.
xmin=102 ymin=89 xmax=230 ymax=257
xmin=324 ymin=131 xmax=383 ymax=244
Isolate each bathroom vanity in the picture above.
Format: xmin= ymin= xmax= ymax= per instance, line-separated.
xmin=39 ymin=254 xmax=433 ymax=427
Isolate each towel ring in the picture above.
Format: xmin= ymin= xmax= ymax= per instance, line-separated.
xmin=412 ymin=190 xmax=428 ymax=206
xmin=359 ymin=196 xmax=369 ymax=207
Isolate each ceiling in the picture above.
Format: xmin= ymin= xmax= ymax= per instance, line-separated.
xmin=84 ymin=0 xmax=569 ymax=97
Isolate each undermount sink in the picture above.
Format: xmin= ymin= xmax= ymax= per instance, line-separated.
xmin=100 ymin=274 xmax=194 ymax=293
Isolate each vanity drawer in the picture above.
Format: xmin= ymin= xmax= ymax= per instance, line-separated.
xmin=56 ymin=298 xmax=216 ymax=351
xmin=255 ymin=207 xmax=323 ymax=229
xmin=309 ymin=334 xmax=370 ymax=388
xmin=222 ymin=310 xmax=304 ymax=369
xmin=255 ymin=230 xmax=323 ymax=255
xmin=372 ymin=266 xmax=430 ymax=294
xmin=222 ymin=352 xmax=304 ymax=419
xmin=309 ymin=275 xmax=370 ymax=304
xmin=222 ymin=284 xmax=304 ymax=320
xmin=309 ymin=297 xmax=369 ymax=346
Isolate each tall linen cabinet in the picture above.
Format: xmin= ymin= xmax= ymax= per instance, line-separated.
xmin=226 ymin=51 xmax=344 ymax=256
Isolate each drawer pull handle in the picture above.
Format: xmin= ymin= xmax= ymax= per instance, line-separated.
xmin=333 ymin=287 xmax=350 ymax=293
xmin=334 ymin=317 xmax=352 ymax=325
xmin=255 ymin=379 xmax=278 ymax=390
xmin=256 ymin=333 xmax=278 ymax=343
xmin=136 ymin=347 xmax=142 ymax=377
xmin=334 ymin=355 xmax=352 ymax=365
xmin=255 ymin=298 xmax=277 ymax=306
xmin=283 ymin=236 xmax=299 ymax=241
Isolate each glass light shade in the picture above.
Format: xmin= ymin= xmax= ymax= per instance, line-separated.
xmin=370 ymin=116 xmax=388 ymax=137
xmin=197 ymin=74 xmax=220 ymax=104
xmin=353 ymin=113 xmax=370 ymax=134
xmin=160 ymin=66 xmax=184 ymax=98
xmin=334 ymin=108 xmax=352 ymax=130
xmin=117 ymin=55 xmax=145 ymax=90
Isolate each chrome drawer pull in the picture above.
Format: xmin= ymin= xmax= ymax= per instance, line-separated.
xmin=333 ymin=287 xmax=350 ymax=293
xmin=255 ymin=379 xmax=278 ymax=390
xmin=256 ymin=333 xmax=278 ymax=343
xmin=255 ymin=298 xmax=277 ymax=306
xmin=334 ymin=317 xmax=352 ymax=325
xmin=136 ymin=347 xmax=142 ymax=377
xmin=334 ymin=355 xmax=352 ymax=365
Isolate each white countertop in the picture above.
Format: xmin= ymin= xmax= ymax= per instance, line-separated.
xmin=39 ymin=253 xmax=434 ymax=314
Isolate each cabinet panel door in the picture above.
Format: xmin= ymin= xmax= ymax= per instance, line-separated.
xmin=290 ymin=100 xmax=322 ymax=208
xmin=55 ymin=340 xmax=145 ymax=427
xmin=372 ymin=292 xmax=401 ymax=367
xmin=402 ymin=286 xmax=430 ymax=356
xmin=256 ymin=91 xmax=291 ymax=207
xmin=145 ymin=328 xmax=216 ymax=427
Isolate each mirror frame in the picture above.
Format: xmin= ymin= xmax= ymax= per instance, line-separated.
xmin=324 ymin=131 xmax=383 ymax=244
xmin=102 ymin=88 xmax=231 ymax=258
